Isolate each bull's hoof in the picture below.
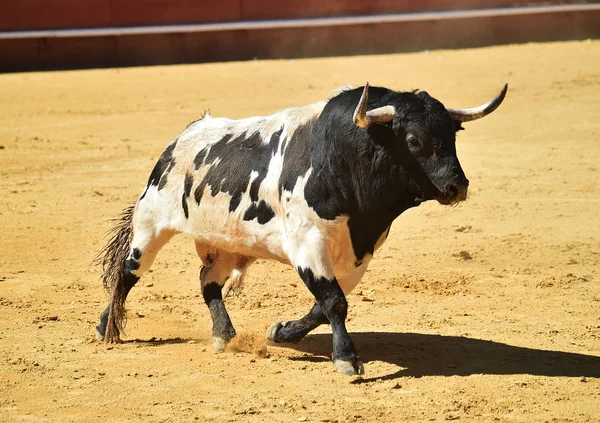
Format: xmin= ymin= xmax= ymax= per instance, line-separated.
xmin=333 ymin=358 xmax=365 ymax=376
xmin=212 ymin=336 xmax=227 ymax=352
xmin=95 ymin=327 xmax=105 ymax=342
xmin=266 ymin=321 xmax=287 ymax=342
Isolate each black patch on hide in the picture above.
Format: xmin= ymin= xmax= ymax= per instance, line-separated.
xmin=146 ymin=139 xmax=178 ymax=189
xmin=182 ymin=172 xmax=193 ymax=218
xmin=243 ymin=200 xmax=275 ymax=224
xmin=278 ymin=122 xmax=312 ymax=198
xmin=194 ymin=148 xmax=208 ymax=170
xmin=195 ymin=129 xmax=282 ymax=212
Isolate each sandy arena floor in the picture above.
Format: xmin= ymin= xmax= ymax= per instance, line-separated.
xmin=1 ymin=40 xmax=599 ymax=422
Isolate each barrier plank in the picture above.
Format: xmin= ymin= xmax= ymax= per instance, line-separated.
xmin=0 ymin=0 xmax=111 ymax=31
xmin=107 ymin=0 xmax=241 ymax=27
xmin=0 ymin=0 xmax=241 ymax=31
xmin=241 ymin=0 xmax=595 ymax=20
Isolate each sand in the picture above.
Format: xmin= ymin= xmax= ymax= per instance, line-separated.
xmin=1 ymin=40 xmax=599 ymax=422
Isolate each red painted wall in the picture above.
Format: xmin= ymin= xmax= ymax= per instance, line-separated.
xmin=0 ymin=0 xmax=240 ymax=31
xmin=0 ymin=0 xmax=594 ymax=31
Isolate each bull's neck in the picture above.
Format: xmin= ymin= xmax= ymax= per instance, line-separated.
xmin=303 ymin=147 xmax=422 ymax=261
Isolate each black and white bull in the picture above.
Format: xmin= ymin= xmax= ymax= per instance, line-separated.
xmin=96 ymin=82 xmax=508 ymax=375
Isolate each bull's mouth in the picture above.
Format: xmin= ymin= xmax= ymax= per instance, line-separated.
xmin=435 ymin=196 xmax=461 ymax=206
xmin=434 ymin=185 xmax=468 ymax=206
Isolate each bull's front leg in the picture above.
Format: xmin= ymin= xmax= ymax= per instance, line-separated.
xmin=298 ymin=267 xmax=364 ymax=375
xmin=281 ymin=230 xmax=364 ymax=376
xmin=266 ymin=263 xmax=369 ymax=344
xmin=266 ymin=302 xmax=329 ymax=343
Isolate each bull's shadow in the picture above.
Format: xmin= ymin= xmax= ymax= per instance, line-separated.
xmin=284 ymin=332 xmax=600 ymax=382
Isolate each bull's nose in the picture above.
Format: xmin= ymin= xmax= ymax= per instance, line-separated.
xmin=446 ymin=181 xmax=469 ymax=202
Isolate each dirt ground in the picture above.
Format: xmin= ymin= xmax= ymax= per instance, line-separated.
xmin=1 ymin=40 xmax=599 ymax=422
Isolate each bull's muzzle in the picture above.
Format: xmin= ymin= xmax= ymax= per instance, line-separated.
xmin=437 ymin=180 xmax=469 ymax=205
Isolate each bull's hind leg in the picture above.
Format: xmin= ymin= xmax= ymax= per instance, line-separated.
xmin=196 ymin=244 xmax=251 ymax=352
xmin=96 ymin=208 xmax=174 ymax=342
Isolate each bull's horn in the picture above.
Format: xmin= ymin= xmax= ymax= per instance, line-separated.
xmin=447 ymin=84 xmax=508 ymax=122
xmin=353 ymin=82 xmax=396 ymax=128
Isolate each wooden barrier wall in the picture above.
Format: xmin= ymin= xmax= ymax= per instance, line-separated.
xmin=0 ymin=0 xmax=598 ymax=71
xmin=0 ymin=0 xmax=595 ymax=30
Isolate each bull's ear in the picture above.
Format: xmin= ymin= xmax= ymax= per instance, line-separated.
xmin=453 ymin=120 xmax=464 ymax=132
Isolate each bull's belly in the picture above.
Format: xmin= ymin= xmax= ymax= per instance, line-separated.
xmin=178 ymin=203 xmax=365 ymax=282
xmin=181 ymin=210 xmax=289 ymax=263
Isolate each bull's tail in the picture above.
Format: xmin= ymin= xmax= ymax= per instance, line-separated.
xmin=94 ymin=204 xmax=135 ymax=343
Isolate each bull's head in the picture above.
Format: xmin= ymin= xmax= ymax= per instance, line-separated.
xmin=352 ymin=82 xmax=508 ymax=206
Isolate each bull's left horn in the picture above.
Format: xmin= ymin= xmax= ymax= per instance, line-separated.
xmin=447 ymin=84 xmax=508 ymax=122
xmin=353 ymin=82 xmax=396 ymax=128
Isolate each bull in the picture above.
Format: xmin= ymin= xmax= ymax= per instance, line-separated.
xmin=95 ymin=82 xmax=508 ymax=375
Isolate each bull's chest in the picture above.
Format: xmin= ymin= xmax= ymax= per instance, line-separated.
xmin=326 ymin=220 xmax=363 ymax=277
xmin=324 ymin=220 xmax=390 ymax=281
xmin=282 ymin=186 xmax=390 ymax=282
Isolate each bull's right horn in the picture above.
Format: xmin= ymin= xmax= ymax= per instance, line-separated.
xmin=447 ymin=84 xmax=509 ymax=122
xmin=353 ymin=82 xmax=396 ymax=128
